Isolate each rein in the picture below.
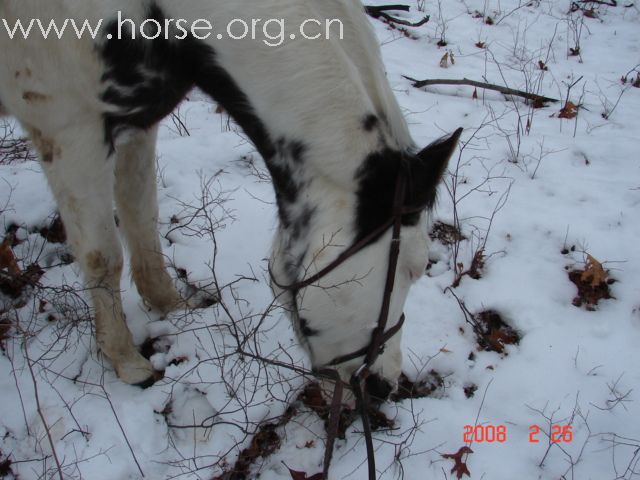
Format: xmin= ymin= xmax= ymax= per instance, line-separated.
xmin=272 ymin=171 xmax=413 ymax=480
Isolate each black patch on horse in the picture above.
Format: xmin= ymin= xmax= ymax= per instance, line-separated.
xmin=99 ymin=3 xmax=275 ymax=162
xmin=100 ymin=4 xmax=197 ymax=149
xmin=298 ymin=317 xmax=320 ymax=338
xmin=354 ymin=148 xmax=422 ymax=242
xmin=290 ymin=205 xmax=314 ymax=241
xmin=362 ymin=114 xmax=379 ymax=132
xmin=99 ymin=2 xmax=317 ymax=239
xmin=269 ymin=138 xmax=312 ymax=229
xmin=289 ymin=140 xmax=307 ymax=164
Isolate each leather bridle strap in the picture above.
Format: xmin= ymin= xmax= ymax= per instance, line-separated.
xmin=327 ymin=314 xmax=405 ymax=367
xmin=270 ymin=216 xmax=397 ymax=294
xmin=316 ymin=367 xmax=345 ymax=478
xmin=270 ymin=172 xmax=419 ymax=296
xmin=271 ymin=172 xmax=410 ymax=480
xmin=320 ymin=173 xmax=407 ymax=480
xmin=345 ymin=173 xmax=406 ymax=480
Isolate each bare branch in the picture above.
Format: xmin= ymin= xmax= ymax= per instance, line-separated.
xmin=404 ymin=76 xmax=559 ymax=104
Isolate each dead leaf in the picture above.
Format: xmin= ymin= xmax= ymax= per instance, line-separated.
xmin=569 ymin=255 xmax=613 ymax=310
xmin=0 ymin=452 xmax=14 ymax=477
xmin=440 ymin=52 xmax=449 ymax=68
xmin=581 ymin=254 xmax=608 ymax=287
xmin=442 ymin=446 xmax=473 ymax=479
xmin=392 ymin=371 xmax=444 ymax=401
xmin=368 ymin=408 xmax=394 ymax=430
xmin=474 ymin=310 xmax=520 ymax=354
xmin=559 ymin=101 xmax=578 ymax=119
xmin=0 ymin=239 xmax=20 ymax=275
xmin=464 ymin=384 xmax=478 ymax=398
xmin=472 ymin=88 xmax=478 ymax=100
xmin=0 ymin=319 xmax=11 ymax=342
xmin=286 ymin=466 xmax=324 ymax=480
xmin=486 ymin=328 xmax=516 ymax=352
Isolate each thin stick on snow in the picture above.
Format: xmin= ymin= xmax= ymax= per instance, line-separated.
xmin=404 ymin=76 xmax=559 ymax=104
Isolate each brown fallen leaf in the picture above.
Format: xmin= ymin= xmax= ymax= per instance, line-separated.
xmin=440 ymin=52 xmax=450 ymax=68
xmin=442 ymin=446 xmax=473 ymax=479
xmin=286 ymin=465 xmax=324 ymax=480
xmin=0 ymin=319 xmax=11 ymax=342
xmin=581 ymin=254 xmax=608 ymax=287
xmin=559 ymin=101 xmax=578 ymax=119
xmin=0 ymin=238 xmax=20 ymax=275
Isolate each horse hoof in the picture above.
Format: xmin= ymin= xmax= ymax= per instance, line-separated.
xmin=134 ymin=375 xmax=157 ymax=389
xmin=133 ymin=369 xmax=164 ymax=389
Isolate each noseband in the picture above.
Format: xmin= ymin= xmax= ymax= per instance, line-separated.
xmin=271 ymin=169 xmax=417 ymax=479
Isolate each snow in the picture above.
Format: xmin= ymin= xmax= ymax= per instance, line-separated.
xmin=2 ymin=1 xmax=640 ymax=479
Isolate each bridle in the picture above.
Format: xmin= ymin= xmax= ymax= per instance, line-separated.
xmin=271 ymin=168 xmax=418 ymax=479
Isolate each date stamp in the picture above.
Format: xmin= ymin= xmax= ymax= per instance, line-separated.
xmin=463 ymin=425 xmax=573 ymax=443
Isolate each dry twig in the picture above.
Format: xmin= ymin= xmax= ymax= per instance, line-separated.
xmin=404 ymin=76 xmax=559 ymax=104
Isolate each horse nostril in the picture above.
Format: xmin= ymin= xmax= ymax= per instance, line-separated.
xmin=365 ymin=373 xmax=393 ymax=402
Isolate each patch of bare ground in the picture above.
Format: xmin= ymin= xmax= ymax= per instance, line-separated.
xmin=299 ymin=383 xmax=393 ymax=436
xmin=210 ymin=373 xmax=446 ymax=480
xmin=567 ymin=254 xmax=614 ymax=310
xmin=211 ymin=416 xmax=289 ymax=480
xmin=0 ymin=272 xmax=42 ymax=305
xmin=392 ymin=371 xmax=444 ymax=401
xmin=463 ymin=383 xmax=478 ymax=398
xmin=1 ymin=231 xmax=47 ymax=322
xmin=473 ymin=310 xmax=520 ymax=354
xmin=429 ymin=221 xmax=466 ymax=246
xmin=210 ymin=388 xmax=309 ymax=480
xmin=450 ymin=289 xmax=521 ymax=355
xmin=0 ymin=450 xmax=15 ymax=478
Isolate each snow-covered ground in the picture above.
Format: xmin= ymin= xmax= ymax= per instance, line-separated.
xmin=1 ymin=1 xmax=639 ymax=479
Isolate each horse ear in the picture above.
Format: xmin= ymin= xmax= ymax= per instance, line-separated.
xmin=406 ymin=127 xmax=463 ymax=209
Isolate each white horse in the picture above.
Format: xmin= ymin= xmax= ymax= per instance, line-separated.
xmin=0 ymin=0 xmax=460 ymax=394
